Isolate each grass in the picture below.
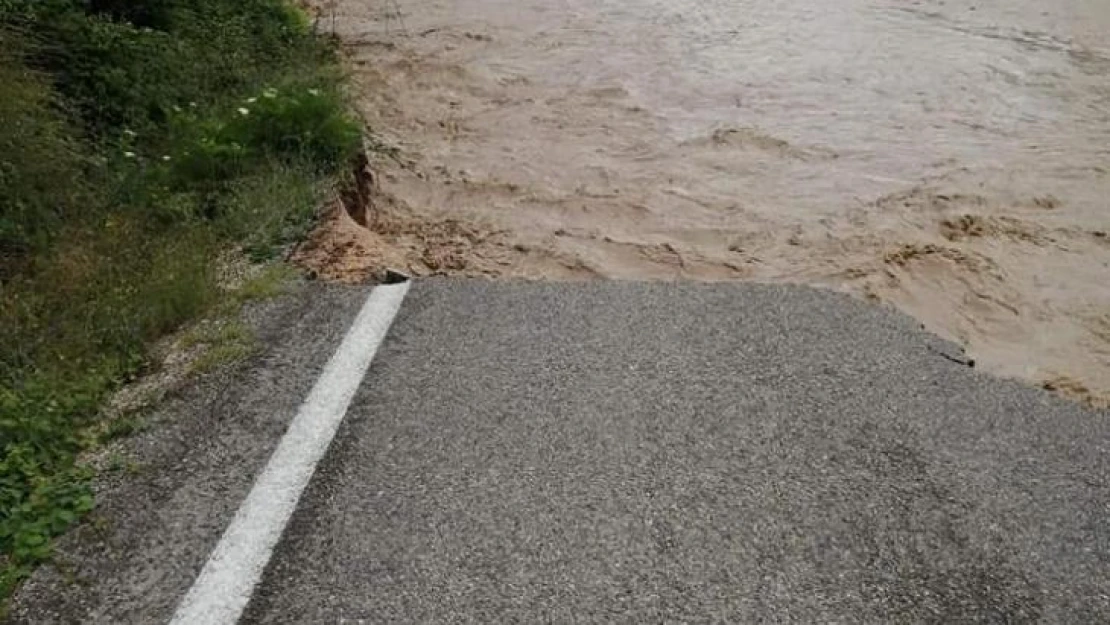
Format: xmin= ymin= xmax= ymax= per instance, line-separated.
xmin=99 ymin=416 xmax=148 ymax=444
xmin=0 ymin=0 xmax=363 ymax=602
xmin=104 ymin=454 xmax=143 ymax=476
xmin=183 ymin=320 xmax=259 ymax=374
xmin=228 ymin=264 xmax=302 ymax=306
xmin=190 ymin=343 xmax=258 ymax=375
xmin=179 ymin=320 xmax=255 ymax=350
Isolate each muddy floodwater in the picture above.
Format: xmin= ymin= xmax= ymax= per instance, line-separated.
xmin=300 ymin=0 xmax=1110 ymax=405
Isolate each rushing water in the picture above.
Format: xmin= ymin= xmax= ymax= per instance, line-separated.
xmin=314 ymin=0 xmax=1110 ymax=404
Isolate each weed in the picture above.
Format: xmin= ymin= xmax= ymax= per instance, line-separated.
xmin=99 ymin=416 xmax=147 ymax=443
xmin=180 ymin=320 xmax=254 ymax=350
xmin=182 ymin=319 xmax=258 ymax=374
xmin=105 ymin=454 xmax=143 ymax=476
xmin=105 ymin=454 xmax=126 ymax=473
xmin=232 ymin=264 xmax=300 ymax=304
xmin=0 ymin=41 xmax=89 ymax=267
xmin=220 ymin=166 xmax=324 ymax=262
xmin=190 ymin=342 xmax=257 ymax=374
xmin=0 ymin=0 xmax=362 ymax=602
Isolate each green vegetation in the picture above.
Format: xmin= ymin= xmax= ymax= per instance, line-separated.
xmin=224 ymin=263 xmax=302 ymax=308
xmin=0 ymin=0 xmax=362 ymax=600
xmin=99 ymin=415 xmax=148 ymax=444
xmin=181 ymin=319 xmax=258 ymax=374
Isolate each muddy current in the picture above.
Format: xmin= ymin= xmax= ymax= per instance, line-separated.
xmin=297 ymin=0 xmax=1110 ymax=406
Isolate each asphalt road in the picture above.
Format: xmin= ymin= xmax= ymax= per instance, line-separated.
xmin=11 ymin=281 xmax=1109 ymax=623
xmin=247 ymin=281 xmax=1107 ymax=623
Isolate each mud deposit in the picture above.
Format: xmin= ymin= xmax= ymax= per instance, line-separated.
xmin=300 ymin=0 xmax=1110 ymax=406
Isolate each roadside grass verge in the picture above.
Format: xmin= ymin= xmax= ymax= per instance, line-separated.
xmin=0 ymin=0 xmax=362 ymax=602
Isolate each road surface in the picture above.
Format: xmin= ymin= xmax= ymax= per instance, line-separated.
xmin=10 ymin=281 xmax=1110 ymax=623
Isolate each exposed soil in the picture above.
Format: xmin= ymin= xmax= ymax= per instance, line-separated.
xmin=298 ymin=0 xmax=1110 ymax=408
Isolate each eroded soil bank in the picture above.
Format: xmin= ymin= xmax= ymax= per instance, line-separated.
xmin=298 ymin=0 xmax=1110 ymax=406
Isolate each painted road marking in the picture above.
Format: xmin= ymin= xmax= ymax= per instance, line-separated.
xmin=170 ymin=282 xmax=410 ymax=625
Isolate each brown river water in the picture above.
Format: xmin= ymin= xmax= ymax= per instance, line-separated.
xmin=298 ymin=0 xmax=1110 ymax=406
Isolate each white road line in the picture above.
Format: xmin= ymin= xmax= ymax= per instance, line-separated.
xmin=169 ymin=282 xmax=410 ymax=625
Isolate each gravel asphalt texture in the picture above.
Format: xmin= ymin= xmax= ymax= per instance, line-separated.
xmin=239 ymin=281 xmax=1109 ymax=623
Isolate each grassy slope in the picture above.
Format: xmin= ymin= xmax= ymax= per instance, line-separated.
xmin=0 ymin=0 xmax=361 ymax=599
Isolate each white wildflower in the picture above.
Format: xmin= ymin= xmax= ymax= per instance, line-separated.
xmin=307 ymin=88 xmax=321 ymax=96
xmin=246 ymin=97 xmax=258 ymax=103
xmin=123 ymin=151 xmax=136 ymax=159
xmin=262 ymin=88 xmax=278 ymax=99
xmin=162 ymin=155 xmax=172 ymax=161
xmin=237 ymin=107 xmax=250 ymax=116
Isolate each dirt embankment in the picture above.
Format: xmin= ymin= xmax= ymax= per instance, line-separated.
xmin=296 ymin=0 xmax=1110 ymax=409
